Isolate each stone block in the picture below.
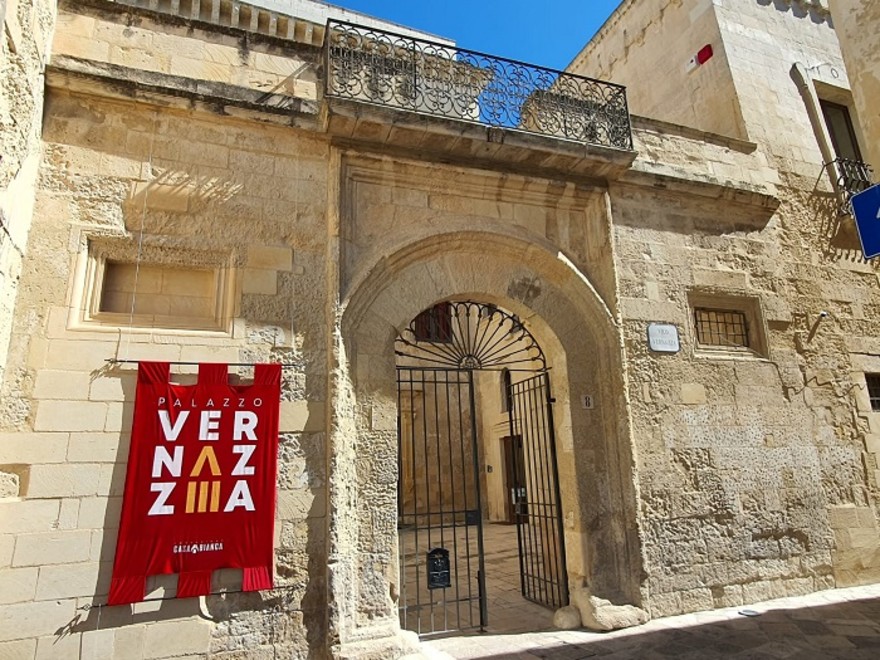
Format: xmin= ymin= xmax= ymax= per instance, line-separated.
xmin=67 ymin=433 xmax=123 ymax=463
xmin=277 ymin=488 xmax=325 ymax=519
xmin=80 ymin=629 xmax=115 ymax=660
xmin=0 ymin=567 xmax=38 ymax=604
xmin=0 ymin=500 xmax=60 ymax=534
xmin=88 ymin=375 xmax=130 ymax=402
xmin=0 ymin=600 xmax=76 ymax=643
xmin=0 ymin=433 xmax=68 ymax=465
xmin=370 ymin=403 xmax=396 ymax=431
xmin=115 ymin=626 xmax=145 ymax=660
xmin=35 ymin=562 xmax=101 ymax=600
xmin=33 ymin=401 xmax=108 ymax=432
xmin=247 ymin=245 xmax=293 ymax=271
xmin=35 ymin=633 xmax=81 ymax=660
xmin=104 ymin=403 xmax=134 ymax=433
xmin=279 ymin=401 xmax=325 ymax=433
xmin=129 ymin=182 xmax=190 ymax=213
xmin=33 ymin=370 xmax=91 ymax=400
xmin=680 ymin=383 xmax=707 ymax=405
xmin=692 ymin=268 xmax=749 ymax=290
xmin=57 ymin=498 xmax=80 ymax=530
xmin=828 ymin=505 xmax=860 ymax=530
xmin=78 ymin=497 xmax=122 ymax=529
xmin=621 ymin=298 xmax=680 ymax=322
xmin=142 ymin=619 xmax=212 ymax=659
xmin=178 ymin=346 xmax=242 ymax=364
xmin=0 ymin=535 xmax=13 ymax=566
xmin=242 ymin=268 xmax=278 ymax=295
xmin=53 ymin=32 xmax=110 ymax=61
xmin=12 ymin=530 xmax=92 ymax=567
xmin=27 ymin=464 xmax=113 ymax=498
xmin=0 ymin=639 xmax=36 ymax=660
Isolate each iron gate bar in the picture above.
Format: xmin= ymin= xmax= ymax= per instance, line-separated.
xmin=397 ymin=302 xmax=566 ymax=635
xmin=397 ymin=367 xmax=485 ymax=635
xmin=543 ymin=374 xmax=569 ymax=608
xmin=507 ymin=373 xmax=569 ymax=610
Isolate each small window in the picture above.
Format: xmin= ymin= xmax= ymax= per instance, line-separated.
xmin=819 ymin=99 xmax=862 ymax=162
xmin=413 ymin=303 xmax=453 ymax=343
xmin=500 ymin=369 xmax=512 ymax=413
xmin=688 ymin=291 xmax=767 ymax=358
xmin=866 ymin=375 xmax=880 ymax=412
xmin=693 ymin=308 xmax=750 ymax=350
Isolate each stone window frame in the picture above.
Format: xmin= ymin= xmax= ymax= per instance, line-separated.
xmin=792 ymin=64 xmax=869 ymax=192
xmin=687 ymin=289 xmax=769 ymax=360
xmin=865 ymin=374 xmax=880 ymax=413
xmin=69 ymin=239 xmax=238 ymax=335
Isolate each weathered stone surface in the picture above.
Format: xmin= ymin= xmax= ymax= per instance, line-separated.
xmin=571 ymin=588 xmax=650 ymax=632
xmin=553 ymin=605 xmax=583 ymax=630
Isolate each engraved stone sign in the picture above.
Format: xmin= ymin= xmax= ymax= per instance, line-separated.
xmin=647 ymin=323 xmax=680 ymax=353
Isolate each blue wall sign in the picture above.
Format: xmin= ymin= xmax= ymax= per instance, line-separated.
xmin=851 ymin=184 xmax=880 ymax=260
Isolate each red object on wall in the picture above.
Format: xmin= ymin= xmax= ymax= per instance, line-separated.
xmin=696 ymin=44 xmax=714 ymax=65
xmin=108 ymin=362 xmax=281 ymax=605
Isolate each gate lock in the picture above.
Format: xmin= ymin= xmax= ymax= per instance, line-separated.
xmin=426 ymin=548 xmax=451 ymax=590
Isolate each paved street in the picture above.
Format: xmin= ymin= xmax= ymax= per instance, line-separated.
xmin=412 ymin=583 xmax=880 ymax=659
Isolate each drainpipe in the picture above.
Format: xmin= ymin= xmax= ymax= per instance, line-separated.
xmin=790 ymin=62 xmax=840 ymax=194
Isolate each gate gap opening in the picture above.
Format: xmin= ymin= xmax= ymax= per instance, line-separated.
xmin=396 ymin=301 xmax=568 ymax=637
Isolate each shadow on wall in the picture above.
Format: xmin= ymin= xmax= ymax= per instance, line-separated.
xmin=757 ymin=0 xmax=834 ymax=26
xmin=52 ymin=364 xmax=327 ymax=658
xmin=809 ymin=184 xmax=865 ymax=262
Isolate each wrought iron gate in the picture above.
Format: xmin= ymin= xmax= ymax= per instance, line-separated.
xmin=397 ymin=367 xmax=486 ymax=635
xmin=395 ymin=301 xmax=567 ymax=635
xmin=507 ymin=372 xmax=569 ymax=610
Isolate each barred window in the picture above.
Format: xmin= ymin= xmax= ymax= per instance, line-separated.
xmin=866 ymin=375 xmax=880 ymax=412
xmin=693 ymin=307 xmax=750 ymax=350
xmin=413 ymin=303 xmax=453 ymax=343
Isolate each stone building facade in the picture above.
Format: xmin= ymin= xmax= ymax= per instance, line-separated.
xmin=0 ymin=0 xmax=877 ymax=658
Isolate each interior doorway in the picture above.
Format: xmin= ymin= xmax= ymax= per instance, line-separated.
xmin=396 ymin=301 xmax=568 ymax=636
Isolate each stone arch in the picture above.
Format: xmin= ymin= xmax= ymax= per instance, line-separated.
xmin=328 ymin=231 xmax=643 ymax=652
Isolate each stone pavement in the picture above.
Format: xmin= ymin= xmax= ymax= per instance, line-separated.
xmin=410 ymin=583 xmax=880 ymax=659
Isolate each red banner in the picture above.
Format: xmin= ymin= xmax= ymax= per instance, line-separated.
xmin=108 ymin=362 xmax=281 ymax=605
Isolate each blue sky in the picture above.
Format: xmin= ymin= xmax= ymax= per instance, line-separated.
xmin=334 ymin=1 xmax=624 ymax=70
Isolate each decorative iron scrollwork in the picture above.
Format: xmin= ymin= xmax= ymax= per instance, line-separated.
xmin=326 ymin=20 xmax=633 ymax=151
xmin=826 ymin=157 xmax=874 ymax=215
xmin=395 ymin=301 xmax=546 ymax=371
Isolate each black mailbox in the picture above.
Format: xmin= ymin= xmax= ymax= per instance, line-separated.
xmin=426 ymin=548 xmax=451 ymax=590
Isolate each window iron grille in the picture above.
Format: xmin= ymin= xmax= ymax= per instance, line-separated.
xmin=693 ymin=307 xmax=751 ymax=350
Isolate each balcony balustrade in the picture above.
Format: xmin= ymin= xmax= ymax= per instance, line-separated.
xmin=325 ymin=20 xmax=634 ymax=151
xmin=826 ymin=157 xmax=874 ymax=215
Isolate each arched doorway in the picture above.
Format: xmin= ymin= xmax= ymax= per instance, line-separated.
xmin=395 ymin=301 xmax=567 ymax=635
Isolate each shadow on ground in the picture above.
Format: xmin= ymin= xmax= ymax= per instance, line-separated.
xmin=423 ymin=596 xmax=880 ymax=659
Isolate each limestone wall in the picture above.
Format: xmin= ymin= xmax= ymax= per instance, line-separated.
xmin=569 ymin=0 xmax=747 ymax=141
xmin=0 ymin=48 xmax=332 ymax=660
xmin=829 ymin=0 xmax=880 ymax=172
xmin=614 ymin=115 xmax=880 ymax=617
xmin=0 ymin=3 xmax=336 ymax=658
xmin=0 ymin=0 xmax=56 ymax=389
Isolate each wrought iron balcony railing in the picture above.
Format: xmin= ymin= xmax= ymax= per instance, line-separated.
xmin=826 ymin=157 xmax=874 ymax=214
xmin=325 ymin=20 xmax=633 ymax=151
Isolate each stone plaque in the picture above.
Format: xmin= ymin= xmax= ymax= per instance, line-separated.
xmin=647 ymin=323 xmax=680 ymax=353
